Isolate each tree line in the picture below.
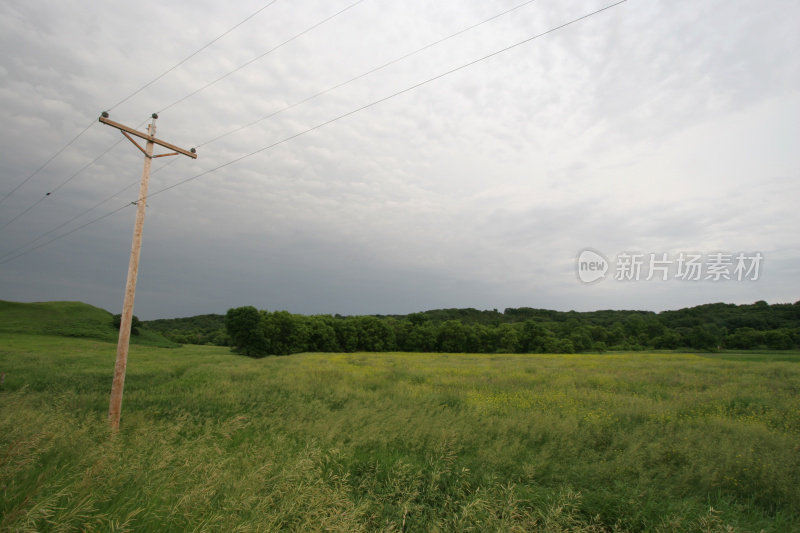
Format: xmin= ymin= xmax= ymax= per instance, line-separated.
xmin=141 ymin=300 xmax=800 ymax=357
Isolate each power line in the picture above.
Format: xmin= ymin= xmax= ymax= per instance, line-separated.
xmin=0 ymin=203 xmax=131 ymax=265
xmin=158 ymin=0 xmax=367 ymax=114
xmin=198 ymin=0 xmax=540 ymax=148
xmin=107 ymin=0 xmax=281 ymax=111
xmin=0 ymin=0 xmax=626 ymax=265
xmin=0 ymin=153 xmax=180 ymax=263
xmin=0 ymin=118 xmax=96 ymax=208
xmin=0 ymin=137 xmax=126 ymax=232
xmin=0 ymin=0 xmax=360 ymax=230
xmin=0 ymin=116 xmax=156 ymax=233
xmin=0 ymin=3 xmax=279 ymax=223
xmin=0 ymin=114 xmax=181 ymax=259
xmin=16 ymin=0 xmax=526 ymax=233
xmin=150 ymin=0 xmax=628 ymax=200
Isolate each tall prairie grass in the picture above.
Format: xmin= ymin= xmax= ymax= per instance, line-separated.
xmin=1 ymin=335 xmax=798 ymax=531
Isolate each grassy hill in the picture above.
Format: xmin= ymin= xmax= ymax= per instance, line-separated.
xmin=0 ymin=300 xmax=177 ymax=347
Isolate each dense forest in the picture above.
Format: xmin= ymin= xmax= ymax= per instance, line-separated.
xmin=142 ymin=300 xmax=800 ymax=356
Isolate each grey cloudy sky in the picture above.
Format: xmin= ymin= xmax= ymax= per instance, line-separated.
xmin=0 ymin=0 xmax=798 ymax=319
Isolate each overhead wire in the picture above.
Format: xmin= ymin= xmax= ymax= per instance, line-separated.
xmin=0 ymin=115 xmax=155 ymax=233
xmin=0 ymin=0 xmax=627 ymax=265
xmin=149 ymin=0 xmax=628 ymax=200
xmin=2 ymin=0 xmax=531 ymax=253
xmin=0 ymin=0 xmax=367 ymax=239
xmin=0 ymin=149 xmax=180 ymax=263
xmin=0 ymin=118 xmax=96 ymax=208
xmin=158 ymin=0 xmax=367 ymax=114
xmin=0 ymin=136 xmax=127 ymax=232
xmin=0 ymin=203 xmax=131 ymax=265
xmin=107 ymin=0 xmax=281 ymax=112
xmin=197 ymin=0 xmax=540 ymax=148
xmin=0 ymin=2 xmax=281 ymax=229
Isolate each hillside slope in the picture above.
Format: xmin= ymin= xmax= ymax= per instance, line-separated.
xmin=0 ymin=300 xmax=177 ymax=347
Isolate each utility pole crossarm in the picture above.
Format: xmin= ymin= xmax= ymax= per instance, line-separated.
xmin=99 ymin=115 xmax=197 ymax=159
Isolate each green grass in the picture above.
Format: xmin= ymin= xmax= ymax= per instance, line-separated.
xmin=1 ymin=335 xmax=798 ymax=532
xmin=0 ymin=300 xmax=178 ymax=347
xmin=694 ymin=350 xmax=800 ymax=363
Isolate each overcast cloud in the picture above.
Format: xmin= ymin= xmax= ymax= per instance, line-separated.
xmin=0 ymin=0 xmax=798 ymax=319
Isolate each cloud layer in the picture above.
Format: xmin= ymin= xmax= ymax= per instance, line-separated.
xmin=1 ymin=0 xmax=798 ymax=318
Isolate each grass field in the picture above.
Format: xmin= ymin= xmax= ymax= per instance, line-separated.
xmin=1 ymin=334 xmax=799 ymax=532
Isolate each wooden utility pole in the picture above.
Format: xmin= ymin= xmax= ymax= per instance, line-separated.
xmin=99 ymin=112 xmax=197 ymax=431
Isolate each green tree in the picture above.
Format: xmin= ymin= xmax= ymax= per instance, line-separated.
xmin=225 ymin=306 xmax=267 ymax=357
xmin=589 ymin=325 xmax=608 ymax=344
xmin=607 ymin=322 xmax=626 ymax=348
xmin=334 ymin=318 xmax=359 ymax=352
xmin=495 ymin=323 xmax=521 ymax=353
xmin=470 ymin=323 xmax=494 ymax=353
xmin=437 ymin=320 xmax=468 ymax=352
xmin=725 ymin=327 xmax=763 ymax=349
xmin=519 ymin=321 xmax=553 ymax=353
xmin=112 ymin=314 xmax=142 ymax=336
xmin=764 ymin=329 xmax=795 ymax=350
xmin=542 ymin=337 xmax=575 ymax=354
xmin=262 ymin=311 xmax=307 ymax=355
xmin=355 ymin=316 xmax=395 ymax=351
xmin=569 ymin=326 xmax=593 ymax=352
xmin=623 ymin=314 xmax=647 ymax=344
xmin=652 ymin=329 xmax=681 ymax=349
xmin=405 ymin=321 xmax=437 ymax=352
xmin=209 ymin=328 xmax=229 ymax=346
xmin=407 ymin=312 xmax=430 ymax=327
xmin=306 ymin=316 xmax=339 ymax=352
xmin=689 ymin=325 xmax=721 ymax=351
xmin=389 ymin=319 xmax=411 ymax=351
